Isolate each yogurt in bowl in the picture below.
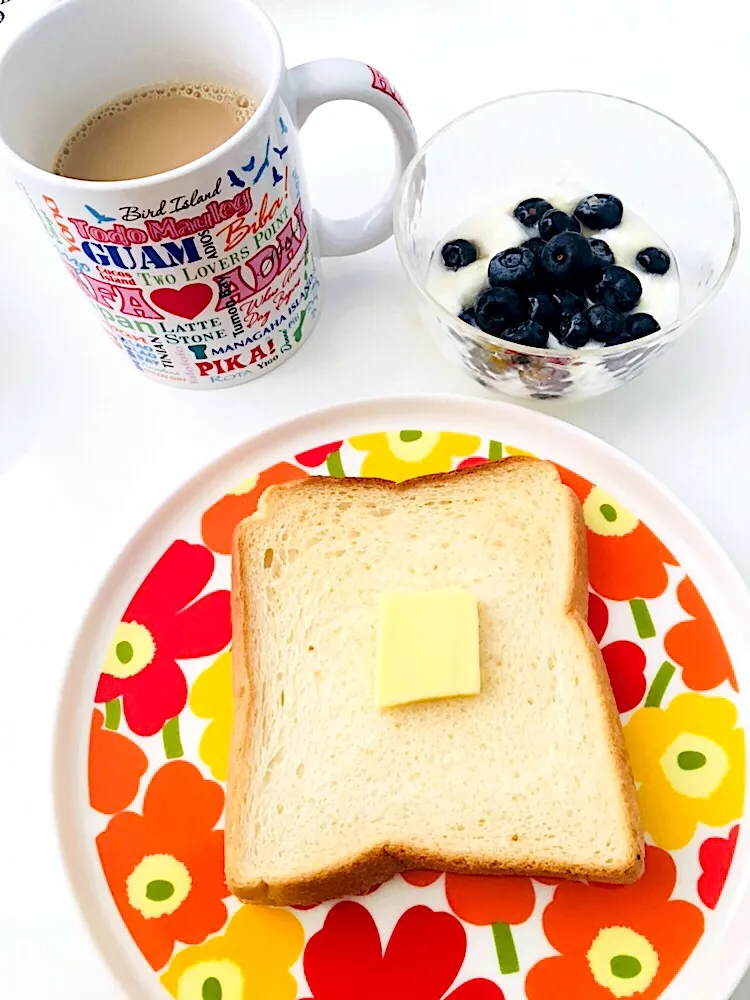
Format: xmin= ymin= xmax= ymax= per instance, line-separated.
xmin=393 ymin=91 xmax=739 ymax=400
xmin=427 ymin=193 xmax=681 ymax=352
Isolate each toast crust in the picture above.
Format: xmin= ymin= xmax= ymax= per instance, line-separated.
xmin=226 ymin=457 xmax=644 ymax=906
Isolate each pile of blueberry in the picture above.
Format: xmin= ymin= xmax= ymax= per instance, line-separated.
xmin=441 ymin=195 xmax=671 ymax=350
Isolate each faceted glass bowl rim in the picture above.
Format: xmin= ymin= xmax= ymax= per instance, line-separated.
xmin=394 ymin=88 xmax=741 ymax=360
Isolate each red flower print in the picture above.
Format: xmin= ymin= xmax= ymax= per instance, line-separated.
xmin=201 ymin=462 xmax=308 ymax=554
xmin=698 ymin=825 xmax=739 ymax=909
xmin=525 ymin=846 xmax=704 ymax=1000
xmin=556 ymin=464 xmax=677 ymax=601
xmin=588 ymin=591 xmax=609 ymax=644
xmin=665 ymin=576 xmax=737 ymax=692
xmin=588 ymin=593 xmax=647 ymax=713
xmin=295 ymin=441 xmax=344 ymax=467
xmin=292 ymin=882 xmax=382 ymax=911
xmin=97 ymin=761 xmax=228 ymax=971
xmin=457 ymin=456 xmax=491 ymax=470
xmin=301 ymin=901 xmax=504 ymax=1000
xmin=402 ymin=870 xmax=442 ymax=887
xmin=95 ymin=541 xmax=231 ymax=737
xmin=602 ymin=641 xmax=648 ymax=714
xmin=89 ymin=709 xmax=148 ymax=814
xmin=401 ymin=871 xmax=534 ymax=975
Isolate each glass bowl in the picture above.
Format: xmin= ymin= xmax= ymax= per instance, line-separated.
xmin=394 ymin=90 xmax=740 ymax=401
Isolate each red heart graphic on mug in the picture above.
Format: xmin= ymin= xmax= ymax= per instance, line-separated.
xmin=150 ymin=284 xmax=213 ymax=320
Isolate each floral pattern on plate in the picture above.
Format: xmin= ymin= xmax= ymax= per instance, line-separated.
xmin=87 ymin=430 xmax=745 ymax=997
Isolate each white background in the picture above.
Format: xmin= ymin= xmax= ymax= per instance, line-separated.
xmin=1 ymin=0 xmax=750 ymax=996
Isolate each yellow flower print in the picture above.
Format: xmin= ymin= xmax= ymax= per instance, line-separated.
xmin=582 ymin=487 xmax=639 ymax=537
xmin=349 ymin=431 xmax=481 ymax=482
xmin=161 ymin=903 xmax=304 ymax=1000
xmin=126 ymin=854 xmax=192 ymax=920
xmin=102 ymin=621 xmax=156 ymax=679
xmin=624 ymin=693 xmax=745 ymax=850
xmin=587 ymin=926 xmax=659 ymax=998
xmin=190 ymin=650 xmax=233 ymax=782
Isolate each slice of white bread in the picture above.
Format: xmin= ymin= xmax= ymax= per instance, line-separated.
xmin=226 ymin=457 xmax=644 ymax=905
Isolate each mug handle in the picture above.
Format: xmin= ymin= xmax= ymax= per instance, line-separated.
xmin=284 ymin=58 xmax=418 ymax=257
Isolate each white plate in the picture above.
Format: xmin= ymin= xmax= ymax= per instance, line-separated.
xmin=55 ymin=394 xmax=750 ymax=1000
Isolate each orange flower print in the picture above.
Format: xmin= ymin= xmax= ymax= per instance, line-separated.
xmin=446 ymin=874 xmax=535 ymax=975
xmin=664 ymin=576 xmax=737 ymax=692
xmin=553 ymin=463 xmax=592 ymax=504
xmin=525 ymin=846 xmax=704 ymax=999
xmin=201 ymin=462 xmax=308 ymax=554
xmin=446 ymin=873 xmax=535 ymax=926
xmin=97 ymin=761 xmax=228 ymax=971
xmin=89 ymin=709 xmax=148 ymax=814
xmin=555 ymin=463 xmax=677 ymax=601
xmin=401 ymin=871 xmax=535 ymax=974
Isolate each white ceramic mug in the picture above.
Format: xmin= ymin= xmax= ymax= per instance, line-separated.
xmin=0 ymin=0 xmax=417 ymax=388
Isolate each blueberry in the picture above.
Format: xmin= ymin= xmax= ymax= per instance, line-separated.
xmin=513 ymin=197 xmax=553 ymax=228
xmin=540 ymin=232 xmax=593 ymax=286
xmin=588 ymin=238 xmax=616 ymax=272
xmin=586 ymin=304 xmax=625 ymax=345
xmin=502 ymin=320 xmax=549 ymax=349
xmin=488 ymin=246 xmax=536 ymax=289
xmin=522 ymin=236 xmax=546 ymax=260
xmin=441 ymin=239 xmax=478 ymax=271
xmin=585 ymin=237 xmax=617 ymax=285
xmin=635 ymin=247 xmax=671 ymax=275
xmin=592 ymin=265 xmax=642 ymax=312
xmin=458 ymin=307 xmax=477 ymax=327
xmin=622 ymin=312 xmax=661 ymax=340
xmin=573 ymin=194 xmax=623 ymax=230
xmin=528 ymin=292 xmax=557 ymax=329
xmin=474 ymin=287 xmax=526 ymax=336
xmin=558 ymin=311 xmax=591 ymax=348
xmin=538 ymin=209 xmax=581 ymax=241
xmin=552 ymin=288 xmax=587 ymax=315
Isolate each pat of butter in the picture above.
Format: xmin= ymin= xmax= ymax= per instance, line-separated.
xmin=375 ymin=589 xmax=480 ymax=709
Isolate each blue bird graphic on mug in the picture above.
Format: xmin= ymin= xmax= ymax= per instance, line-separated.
xmin=85 ymin=204 xmax=116 ymax=224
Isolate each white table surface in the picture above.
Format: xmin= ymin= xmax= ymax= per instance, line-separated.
xmin=2 ymin=0 xmax=750 ymax=995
